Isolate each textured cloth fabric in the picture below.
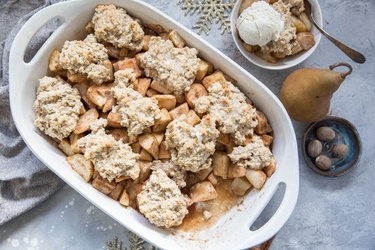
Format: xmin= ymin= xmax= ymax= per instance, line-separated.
xmin=0 ymin=0 xmax=64 ymax=225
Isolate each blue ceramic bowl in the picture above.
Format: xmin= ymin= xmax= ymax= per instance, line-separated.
xmin=302 ymin=116 xmax=362 ymax=177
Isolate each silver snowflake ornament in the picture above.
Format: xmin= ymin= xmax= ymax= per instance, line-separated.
xmin=178 ymin=0 xmax=236 ymax=35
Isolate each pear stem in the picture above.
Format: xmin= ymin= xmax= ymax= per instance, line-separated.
xmin=329 ymin=62 xmax=353 ymax=79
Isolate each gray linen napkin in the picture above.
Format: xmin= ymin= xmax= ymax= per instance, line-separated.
xmin=0 ymin=0 xmax=64 ymax=225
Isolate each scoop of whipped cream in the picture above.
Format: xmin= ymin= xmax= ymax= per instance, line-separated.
xmin=236 ymin=1 xmax=284 ymax=46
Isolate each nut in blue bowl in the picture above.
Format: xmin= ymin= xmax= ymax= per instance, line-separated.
xmin=302 ymin=116 xmax=362 ymax=176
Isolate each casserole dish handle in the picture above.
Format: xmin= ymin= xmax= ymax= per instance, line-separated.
xmin=10 ymin=1 xmax=82 ymax=69
xmin=240 ymin=177 xmax=298 ymax=248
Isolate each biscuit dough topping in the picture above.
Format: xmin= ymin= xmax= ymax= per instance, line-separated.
xmin=137 ymin=169 xmax=189 ymax=228
xmin=285 ymin=0 xmax=305 ymax=15
xmin=139 ymin=37 xmax=200 ymax=95
xmin=261 ymin=0 xmax=297 ymax=55
xmin=112 ymin=82 xmax=161 ymax=136
xmin=78 ymin=119 xmax=140 ymax=181
xmin=194 ymin=82 xmax=258 ymax=145
xmin=114 ymin=69 xmax=137 ymax=87
xmin=228 ymin=136 xmax=273 ymax=170
xmin=83 ymin=34 xmax=98 ymax=44
xmin=165 ymin=115 xmax=219 ymax=172
xmin=34 ymin=76 xmax=83 ymax=141
xmin=59 ymin=35 xmax=113 ymax=84
xmin=90 ymin=4 xmax=144 ymax=51
xmin=150 ymin=160 xmax=187 ymax=188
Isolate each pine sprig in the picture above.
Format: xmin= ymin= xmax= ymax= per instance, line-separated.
xmin=106 ymin=237 xmax=127 ymax=250
xmin=106 ymin=233 xmax=158 ymax=250
xmin=178 ymin=0 xmax=235 ymax=35
xmin=128 ymin=232 xmax=145 ymax=250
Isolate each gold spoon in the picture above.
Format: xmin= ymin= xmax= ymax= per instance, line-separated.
xmin=304 ymin=0 xmax=366 ymax=64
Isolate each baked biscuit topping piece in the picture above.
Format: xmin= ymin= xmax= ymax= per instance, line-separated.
xmin=78 ymin=119 xmax=140 ymax=182
xmin=229 ymin=136 xmax=273 ymax=170
xmin=150 ymin=160 xmax=187 ymax=188
xmin=90 ymin=4 xmax=144 ymax=51
xmin=262 ymin=0 xmax=297 ymax=56
xmin=139 ymin=37 xmax=200 ymax=95
xmin=137 ymin=169 xmax=189 ymax=228
xmin=34 ymin=76 xmax=83 ymax=141
xmin=112 ymin=80 xmax=161 ymax=137
xmin=284 ymin=0 xmax=305 ymax=15
xmin=165 ymin=115 xmax=219 ymax=172
xmin=59 ymin=35 xmax=113 ymax=84
xmin=114 ymin=69 xmax=137 ymax=87
xmin=194 ymin=82 xmax=258 ymax=145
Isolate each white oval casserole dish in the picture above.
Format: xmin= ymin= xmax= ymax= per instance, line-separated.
xmin=9 ymin=0 xmax=299 ymax=249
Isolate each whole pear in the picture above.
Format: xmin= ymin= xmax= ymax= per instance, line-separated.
xmin=280 ymin=63 xmax=352 ymax=122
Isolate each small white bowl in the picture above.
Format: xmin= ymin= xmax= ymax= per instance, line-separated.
xmin=231 ymin=0 xmax=323 ymax=70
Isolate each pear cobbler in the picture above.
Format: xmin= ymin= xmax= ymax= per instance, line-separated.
xmin=34 ymin=4 xmax=276 ymax=229
xmin=237 ymin=0 xmax=315 ymax=63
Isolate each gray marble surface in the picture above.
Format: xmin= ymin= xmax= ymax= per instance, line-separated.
xmin=1 ymin=0 xmax=375 ymax=249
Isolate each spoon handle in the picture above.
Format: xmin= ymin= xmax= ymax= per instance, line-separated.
xmin=311 ymin=18 xmax=366 ymax=64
